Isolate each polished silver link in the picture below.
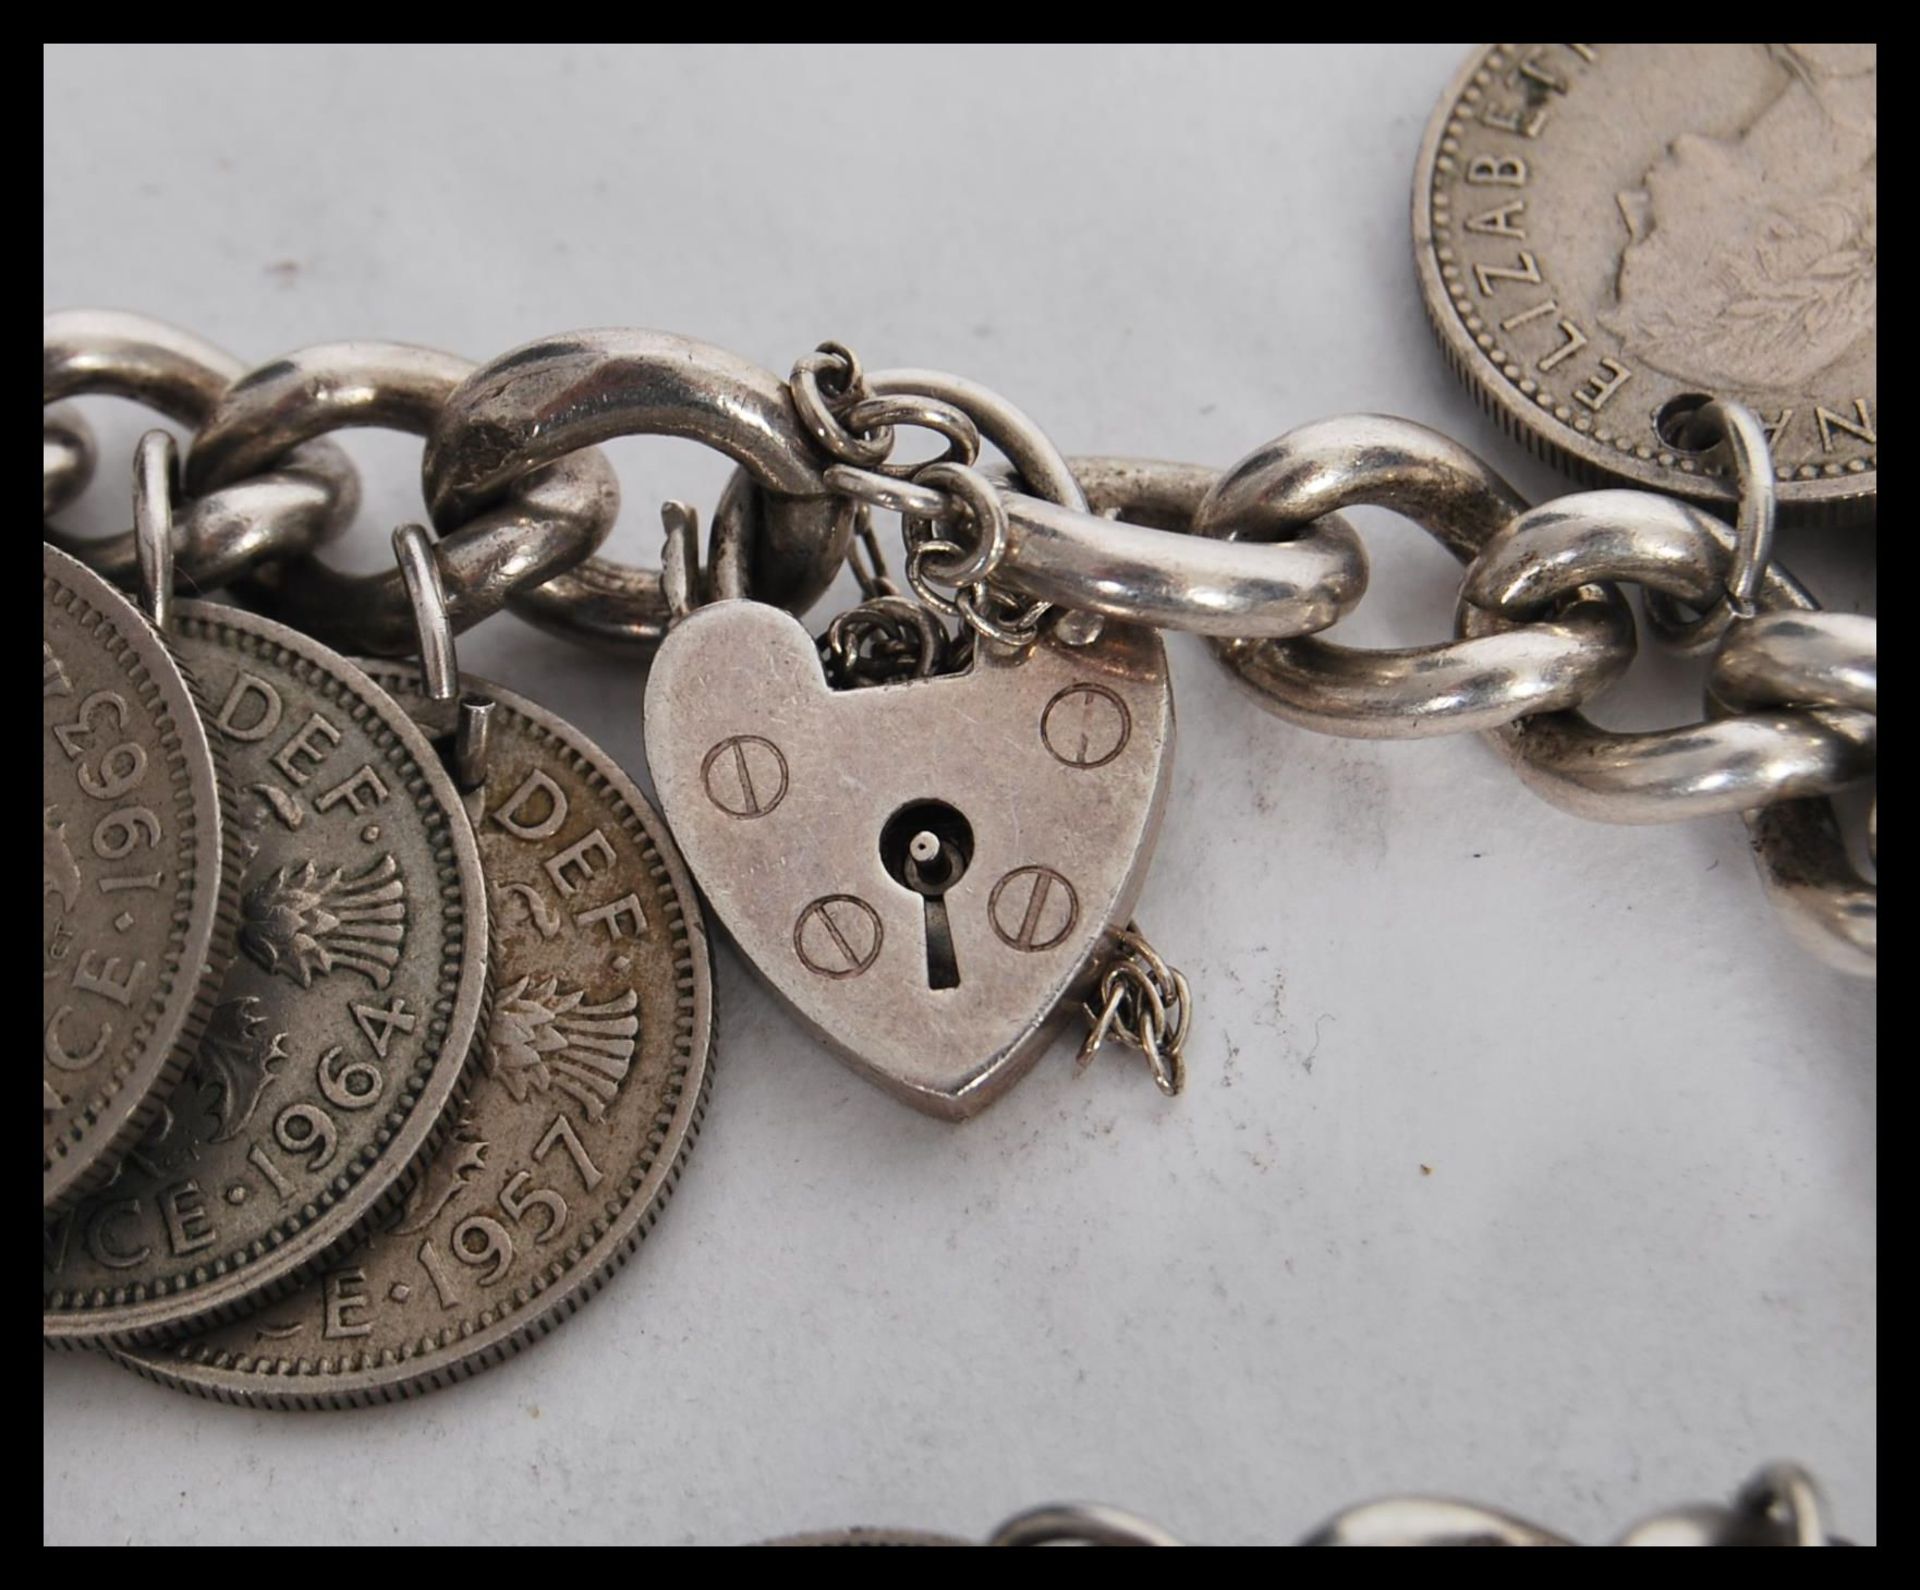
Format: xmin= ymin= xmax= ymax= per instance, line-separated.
xmin=1740 ymin=800 xmax=1876 ymax=976
xmin=1735 ymin=1463 xmax=1831 ymax=1549
xmin=43 ymin=405 xmax=97 ymax=517
xmin=1707 ymin=611 xmax=1877 ymax=975
xmin=187 ymin=340 xmax=618 ymax=654
xmin=424 ymin=329 xmax=849 ymax=656
xmin=1192 ymin=416 xmax=1636 ymax=737
xmin=1309 ymin=1462 xmax=1844 ymax=1546
xmin=773 ymin=1464 xmax=1844 ymax=1545
xmin=1462 ymin=489 xmax=1875 ymax=822
xmin=1644 ymin=399 xmax=1780 ymax=654
xmin=985 ymin=1504 xmax=1186 ymax=1547
xmin=1300 ymin=1496 xmax=1576 ymax=1546
xmin=43 ymin=308 xmax=361 ymax=591
xmin=990 ymin=477 xmax=1369 ymax=637
xmin=860 ymin=372 xmax=1373 ymax=643
xmin=1709 ymin=611 xmax=1877 ymax=717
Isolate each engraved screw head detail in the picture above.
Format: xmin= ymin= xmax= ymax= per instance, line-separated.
xmin=794 ymin=895 xmax=884 ymax=978
xmin=1042 ymin=683 xmax=1131 ymax=768
xmin=988 ymin=866 xmax=1079 ymax=952
xmin=702 ymin=734 xmax=789 ymax=817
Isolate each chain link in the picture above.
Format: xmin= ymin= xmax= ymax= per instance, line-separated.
xmin=40 ymin=313 xmax=1877 ymax=973
xmin=768 ymin=1462 xmax=1845 ymax=1545
xmin=42 ymin=310 xmax=363 ymax=593
xmin=1077 ymin=924 xmax=1191 ymax=1096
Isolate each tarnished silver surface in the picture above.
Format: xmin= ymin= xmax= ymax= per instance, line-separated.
xmin=867 ymin=367 xmax=1088 ymax=513
xmin=1195 ymin=416 xmax=1636 ymax=735
xmin=188 ymin=341 xmax=618 ymax=653
xmin=43 ymin=603 xmax=490 ymax=1343
xmin=1462 ymin=489 xmax=1873 ymax=821
xmin=43 ymin=309 xmax=361 ymax=591
xmin=985 ymin=1504 xmax=1184 ymax=1547
xmin=766 ymin=1464 xmax=1842 ymax=1545
xmin=112 ymin=666 xmax=713 ymax=1406
xmin=1301 ymin=1496 xmax=1574 ymax=1545
xmin=1709 ymin=611 xmax=1877 ymax=975
xmin=42 ymin=547 xmax=237 ymax=1213
xmin=421 ymin=329 xmax=848 ymax=654
xmin=993 ymin=489 xmax=1369 ymax=639
xmin=1414 ymin=45 xmax=1875 ymax=528
xmin=43 ymin=405 xmax=96 ymax=517
xmin=1306 ymin=1460 xmax=1844 ymax=1544
xmin=645 ymin=600 xmax=1172 ymax=1118
xmin=960 ymin=422 xmax=1373 ymax=641
xmin=1710 ymin=611 xmax=1877 ymax=717
xmin=44 ymin=306 xmax=1876 ymax=987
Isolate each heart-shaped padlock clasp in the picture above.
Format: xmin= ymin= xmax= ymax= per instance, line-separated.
xmin=645 ymin=602 xmax=1174 ymax=1118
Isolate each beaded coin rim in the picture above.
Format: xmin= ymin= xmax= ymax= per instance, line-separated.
xmin=42 ymin=548 xmax=240 ymax=1215
xmin=110 ymin=669 xmax=714 ymax=1405
xmin=43 ymin=604 xmax=491 ymax=1345
xmin=1411 ymin=42 xmax=1876 ymax=529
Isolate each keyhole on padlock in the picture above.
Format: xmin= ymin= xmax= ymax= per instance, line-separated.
xmin=880 ymin=801 xmax=974 ymax=991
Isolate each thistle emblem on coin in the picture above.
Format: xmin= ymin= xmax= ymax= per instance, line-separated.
xmin=195 ymin=998 xmax=290 ymax=1144
xmin=486 ymin=977 xmax=639 ymax=1119
xmin=239 ymin=853 xmax=408 ymax=988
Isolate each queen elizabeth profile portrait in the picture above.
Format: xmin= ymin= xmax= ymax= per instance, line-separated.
xmin=1601 ymin=43 xmax=1875 ymax=393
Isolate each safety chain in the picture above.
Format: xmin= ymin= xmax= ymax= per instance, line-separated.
xmin=766 ymin=1462 xmax=1848 ymax=1546
xmin=42 ymin=312 xmax=1876 ymax=978
xmin=1078 ymin=925 xmax=1191 ymax=1096
xmin=792 ymin=340 xmax=1055 ymax=647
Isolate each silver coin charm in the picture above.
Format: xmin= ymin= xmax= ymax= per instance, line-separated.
xmin=645 ymin=600 xmax=1172 ymax=1119
xmin=43 ymin=547 xmax=238 ymax=1213
xmin=1415 ymin=44 xmax=1875 ymax=528
xmin=44 ymin=605 xmax=490 ymax=1344
xmin=112 ymin=669 xmax=714 ymax=1405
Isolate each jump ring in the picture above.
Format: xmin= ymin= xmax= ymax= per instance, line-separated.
xmin=790 ymin=347 xmax=893 ymax=468
xmin=908 ymin=462 xmax=1008 ymax=588
xmin=842 ymin=393 xmax=981 ymax=479
xmin=1644 ymin=399 xmax=1780 ymax=654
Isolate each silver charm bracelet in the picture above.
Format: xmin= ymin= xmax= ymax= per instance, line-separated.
xmin=45 ymin=310 xmax=1877 ymax=1034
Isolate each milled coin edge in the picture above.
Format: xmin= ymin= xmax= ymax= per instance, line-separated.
xmin=107 ymin=670 xmax=715 ymax=1406
xmin=43 ymin=602 xmax=493 ymax=1345
xmin=1409 ymin=42 xmax=1875 ymax=529
xmin=41 ymin=549 xmax=243 ymax=1216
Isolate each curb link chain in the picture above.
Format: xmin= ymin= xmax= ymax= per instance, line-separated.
xmin=42 ymin=313 xmax=1876 ymax=980
xmin=766 ymin=1462 xmax=1847 ymax=1546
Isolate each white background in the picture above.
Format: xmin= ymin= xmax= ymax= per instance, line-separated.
xmin=43 ymin=44 xmax=1875 ymax=1546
